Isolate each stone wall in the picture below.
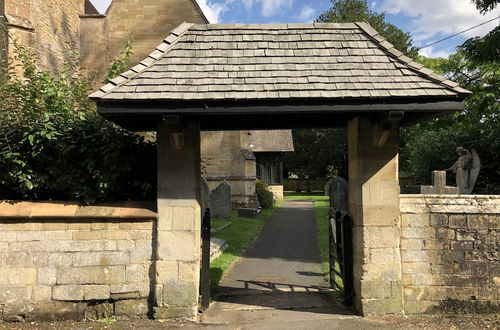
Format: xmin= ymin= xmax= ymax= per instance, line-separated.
xmin=0 ymin=201 xmax=156 ymax=321
xmin=202 ymin=131 xmax=257 ymax=208
xmin=2 ymin=0 xmax=83 ymax=74
xmin=400 ymin=195 xmax=500 ymax=314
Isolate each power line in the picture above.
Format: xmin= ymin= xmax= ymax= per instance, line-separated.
xmin=418 ymin=15 xmax=500 ymax=49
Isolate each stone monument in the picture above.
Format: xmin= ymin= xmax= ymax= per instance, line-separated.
xmin=420 ymin=171 xmax=459 ymax=194
xmin=210 ymin=181 xmax=231 ymax=218
xmin=445 ymin=147 xmax=481 ymax=194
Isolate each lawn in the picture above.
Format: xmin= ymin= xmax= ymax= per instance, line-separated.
xmin=284 ymin=191 xmax=329 ymax=201
xmin=209 ymin=202 xmax=282 ymax=295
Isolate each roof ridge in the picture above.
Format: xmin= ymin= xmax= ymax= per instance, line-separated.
xmin=89 ymin=22 xmax=195 ymax=99
xmin=355 ymin=22 xmax=471 ymax=95
xmin=190 ymin=22 xmax=359 ymax=30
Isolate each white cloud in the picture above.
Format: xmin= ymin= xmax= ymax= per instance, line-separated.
xmin=377 ymin=0 xmax=500 ymax=45
xmin=296 ymin=5 xmax=316 ymax=22
xmin=418 ymin=46 xmax=453 ymax=58
xmin=260 ymin=0 xmax=293 ymax=17
xmin=197 ymin=0 xmax=230 ymax=23
xmin=241 ymin=0 xmax=293 ymax=17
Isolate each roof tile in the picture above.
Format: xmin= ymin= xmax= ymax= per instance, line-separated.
xmin=91 ymin=23 xmax=470 ymax=101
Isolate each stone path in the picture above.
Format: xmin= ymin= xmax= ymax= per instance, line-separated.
xmin=200 ymin=201 xmax=359 ymax=328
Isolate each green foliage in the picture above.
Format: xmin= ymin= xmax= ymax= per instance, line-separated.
xmin=471 ymin=0 xmax=499 ymax=13
xmin=285 ymin=128 xmax=347 ymax=179
xmin=255 ymin=179 xmax=274 ymax=209
xmin=402 ymin=52 xmax=500 ymax=186
xmin=0 ymin=41 xmax=156 ymax=204
xmin=317 ymin=0 xmax=418 ymax=58
xmin=459 ymin=25 xmax=499 ymax=64
xmin=103 ymin=40 xmax=133 ymax=84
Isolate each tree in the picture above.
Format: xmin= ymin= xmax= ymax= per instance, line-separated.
xmin=317 ymin=0 xmax=418 ymax=58
xmin=285 ymin=128 xmax=347 ymax=179
xmin=401 ymin=52 xmax=500 ymax=188
xmin=471 ymin=0 xmax=499 ymax=13
xmin=458 ymin=0 xmax=499 ymax=64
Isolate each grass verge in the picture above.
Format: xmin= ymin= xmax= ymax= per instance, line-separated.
xmin=210 ymin=202 xmax=283 ymax=295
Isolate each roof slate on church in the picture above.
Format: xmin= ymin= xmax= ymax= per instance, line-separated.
xmin=249 ymin=130 xmax=294 ymax=152
xmin=90 ymin=22 xmax=470 ymax=101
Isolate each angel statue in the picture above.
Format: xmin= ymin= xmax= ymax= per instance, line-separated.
xmin=445 ymin=147 xmax=481 ymax=194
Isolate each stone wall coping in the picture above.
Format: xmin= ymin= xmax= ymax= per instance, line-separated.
xmin=0 ymin=200 xmax=157 ymax=219
xmin=400 ymin=194 xmax=500 ymax=214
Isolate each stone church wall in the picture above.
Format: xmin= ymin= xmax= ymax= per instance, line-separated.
xmin=400 ymin=195 xmax=499 ymax=314
xmin=80 ymin=0 xmax=208 ymax=81
xmin=2 ymin=0 xmax=83 ymax=73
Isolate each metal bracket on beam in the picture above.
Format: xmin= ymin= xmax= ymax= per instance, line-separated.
xmin=372 ymin=111 xmax=404 ymax=147
xmin=163 ymin=115 xmax=185 ymax=150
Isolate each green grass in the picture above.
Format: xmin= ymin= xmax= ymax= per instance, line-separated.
xmin=313 ymin=200 xmax=343 ymax=291
xmin=284 ymin=191 xmax=329 ymax=201
xmin=211 ymin=218 xmax=231 ymax=231
xmin=209 ymin=202 xmax=283 ymax=296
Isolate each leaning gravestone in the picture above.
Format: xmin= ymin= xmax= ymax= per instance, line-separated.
xmin=329 ymin=177 xmax=348 ymax=212
xmin=210 ymin=181 xmax=231 ymax=219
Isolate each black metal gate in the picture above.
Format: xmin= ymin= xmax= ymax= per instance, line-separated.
xmin=327 ymin=177 xmax=354 ymax=306
xmin=328 ymin=209 xmax=354 ymax=305
xmin=199 ymin=208 xmax=211 ymax=310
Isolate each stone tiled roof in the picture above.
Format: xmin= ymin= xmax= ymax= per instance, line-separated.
xmin=249 ymin=130 xmax=294 ymax=152
xmin=90 ymin=22 xmax=470 ymax=101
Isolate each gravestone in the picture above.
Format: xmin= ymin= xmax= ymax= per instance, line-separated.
xmin=200 ymin=176 xmax=211 ymax=215
xmin=210 ymin=181 xmax=231 ymax=218
xmin=324 ymin=179 xmax=333 ymax=196
xmin=420 ymin=171 xmax=459 ymax=194
xmin=329 ymin=177 xmax=348 ymax=212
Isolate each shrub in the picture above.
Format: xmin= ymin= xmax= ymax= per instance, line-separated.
xmin=0 ymin=40 xmax=156 ymax=204
xmin=256 ymin=180 xmax=274 ymax=209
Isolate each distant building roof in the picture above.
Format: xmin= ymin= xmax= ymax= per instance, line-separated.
xmin=249 ymin=130 xmax=294 ymax=152
xmin=84 ymin=0 xmax=100 ymax=15
xmin=91 ymin=22 xmax=470 ymax=101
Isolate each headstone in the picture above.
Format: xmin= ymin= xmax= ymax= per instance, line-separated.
xmin=420 ymin=171 xmax=459 ymax=194
xmin=324 ymin=179 xmax=333 ymax=196
xmin=329 ymin=177 xmax=348 ymax=212
xmin=200 ymin=176 xmax=211 ymax=215
xmin=210 ymin=181 xmax=231 ymax=218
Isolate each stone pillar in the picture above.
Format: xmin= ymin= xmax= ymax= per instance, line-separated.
xmin=154 ymin=119 xmax=201 ymax=319
xmin=347 ymin=116 xmax=403 ymax=315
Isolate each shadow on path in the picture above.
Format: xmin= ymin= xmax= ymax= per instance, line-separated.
xmin=202 ymin=201 xmax=352 ymax=323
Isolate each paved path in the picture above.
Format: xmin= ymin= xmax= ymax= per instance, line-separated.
xmin=200 ymin=201 xmax=358 ymax=328
xmin=219 ymin=200 xmax=327 ymax=292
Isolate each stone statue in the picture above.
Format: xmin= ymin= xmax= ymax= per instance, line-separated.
xmin=445 ymin=147 xmax=480 ymax=194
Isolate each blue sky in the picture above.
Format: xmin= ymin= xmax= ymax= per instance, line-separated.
xmin=90 ymin=0 xmax=499 ymax=58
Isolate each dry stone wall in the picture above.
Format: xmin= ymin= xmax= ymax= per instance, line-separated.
xmin=400 ymin=195 xmax=499 ymax=314
xmin=0 ymin=202 xmax=156 ymax=322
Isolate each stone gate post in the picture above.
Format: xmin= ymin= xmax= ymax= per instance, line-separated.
xmin=154 ymin=119 xmax=201 ymax=319
xmin=347 ymin=116 xmax=403 ymax=315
